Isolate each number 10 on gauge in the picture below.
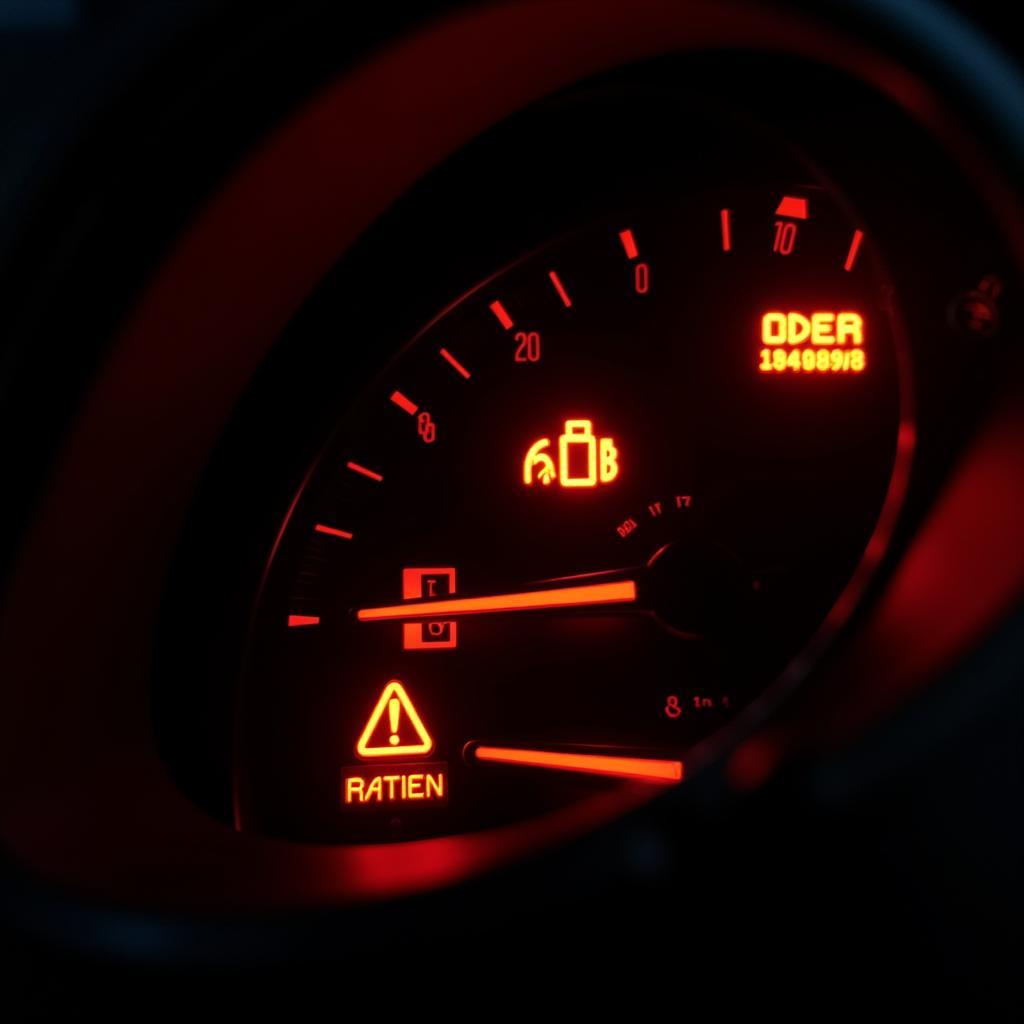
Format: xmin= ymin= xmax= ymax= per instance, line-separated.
xmin=402 ymin=567 xmax=458 ymax=650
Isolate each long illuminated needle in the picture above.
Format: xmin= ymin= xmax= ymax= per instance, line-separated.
xmin=356 ymin=579 xmax=637 ymax=622
xmin=474 ymin=745 xmax=683 ymax=784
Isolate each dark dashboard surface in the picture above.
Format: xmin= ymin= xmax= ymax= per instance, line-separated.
xmin=0 ymin=1 xmax=1021 ymax=1015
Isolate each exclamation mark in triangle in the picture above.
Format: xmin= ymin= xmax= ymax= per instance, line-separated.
xmin=356 ymin=680 xmax=434 ymax=758
xmin=387 ymin=695 xmax=400 ymax=746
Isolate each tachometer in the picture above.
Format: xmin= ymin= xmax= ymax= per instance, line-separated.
xmin=236 ymin=182 xmax=910 ymax=843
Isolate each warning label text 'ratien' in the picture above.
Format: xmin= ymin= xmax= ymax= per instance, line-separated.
xmin=342 ymin=763 xmax=448 ymax=807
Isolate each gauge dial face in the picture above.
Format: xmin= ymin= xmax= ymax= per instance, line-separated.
xmin=236 ymin=185 xmax=908 ymax=843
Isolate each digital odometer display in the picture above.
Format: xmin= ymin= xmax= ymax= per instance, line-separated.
xmin=235 ymin=185 xmax=910 ymax=844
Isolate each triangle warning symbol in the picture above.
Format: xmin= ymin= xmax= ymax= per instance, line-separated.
xmin=356 ymin=680 xmax=434 ymax=758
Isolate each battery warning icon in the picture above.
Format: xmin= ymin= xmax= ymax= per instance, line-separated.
xmin=522 ymin=419 xmax=619 ymax=488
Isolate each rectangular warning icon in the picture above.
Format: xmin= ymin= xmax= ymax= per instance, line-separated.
xmin=402 ymin=567 xmax=458 ymax=650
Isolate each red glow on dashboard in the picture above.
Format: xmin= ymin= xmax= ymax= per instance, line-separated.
xmin=2 ymin=0 xmax=986 ymax=912
xmin=726 ymin=736 xmax=780 ymax=792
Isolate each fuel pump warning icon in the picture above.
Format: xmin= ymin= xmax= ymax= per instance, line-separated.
xmin=523 ymin=419 xmax=619 ymax=488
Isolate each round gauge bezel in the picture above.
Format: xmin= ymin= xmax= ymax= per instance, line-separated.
xmin=0 ymin=1 xmax=1020 ymax=918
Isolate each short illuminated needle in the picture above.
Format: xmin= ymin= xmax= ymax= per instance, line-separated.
xmin=356 ymin=580 xmax=637 ymax=622
xmin=474 ymin=745 xmax=683 ymax=784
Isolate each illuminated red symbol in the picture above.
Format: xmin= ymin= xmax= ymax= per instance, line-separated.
xmin=356 ymin=680 xmax=434 ymax=758
xmin=844 ymin=229 xmax=864 ymax=272
xmin=287 ymin=614 xmax=320 ymax=627
xmin=618 ymin=228 xmax=639 ymax=260
xmin=402 ymin=567 xmax=457 ymax=650
xmin=524 ymin=419 xmax=619 ymax=488
xmin=346 ymin=461 xmax=383 ymax=482
xmin=390 ymin=390 xmax=418 ymax=415
xmin=775 ymin=195 xmax=809 ymax=220
xmin=720 ymin=209 xmax=732 ymax=252
xmin=489 ymin=300 xmax=514 ymax=330
xmin=314 ymin=523 xmax=353 ymax=539
xmin=439 ymin=347 xmax=471 ymax=379
xmin=548 ymin=270 xmax=573 ymax=308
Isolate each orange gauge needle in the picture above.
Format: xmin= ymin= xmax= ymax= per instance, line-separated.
xmin=356 ymin=579 xmax=637 ymax=622
xmin=474 ymin=745 xmax=683 ymax=784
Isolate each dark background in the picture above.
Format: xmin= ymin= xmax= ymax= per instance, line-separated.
xmin=0 ymin=2 xmax=1020 ymax=1015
